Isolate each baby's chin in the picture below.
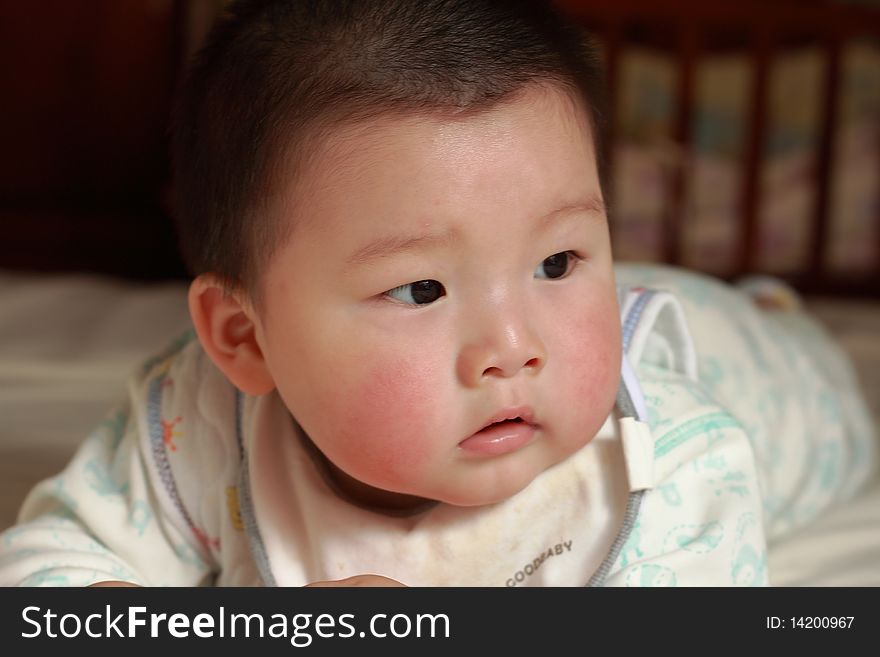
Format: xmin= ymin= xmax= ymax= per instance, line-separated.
xmin=351 ymin=477 xmax=531 ymax=510
xmin=431 ymin=435 xmax=596 ymax=507
xmin=426 ymin=469 xmax=547 ymax=508
xmin=438 ymin=488 xmax=531 ymax=508
xmin=333 ymin=427 xmax=598 ymax=510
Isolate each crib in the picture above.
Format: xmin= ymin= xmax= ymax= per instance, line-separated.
xmin=558 ymin=0 xmax=880 ymax=297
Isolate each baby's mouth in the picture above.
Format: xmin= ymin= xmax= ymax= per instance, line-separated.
xmin=458 ymin=405 xmax=538 ymax=456
xmin=477 ymin=417 xmax=525 ymax=433
xmin=459 ymin=414 xmax=537 ymax=456
xmin=470 ymin=405 xmax=536 ymax=436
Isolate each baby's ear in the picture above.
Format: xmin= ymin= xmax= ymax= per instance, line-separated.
xmin=187 ymin=274 xmax=275 ymax=396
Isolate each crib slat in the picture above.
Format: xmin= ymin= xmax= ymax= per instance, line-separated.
xmin=739 ymin=28 xmax=772 ymax=275
xmin=810 ymin=31 xmax=843 ymax=280
xmin=599 ymin=20 xmax=621 ymax=194
xmin=666 ymin=22 xmax=699 ymax=267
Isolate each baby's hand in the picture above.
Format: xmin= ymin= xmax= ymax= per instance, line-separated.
xmin=88 ymin=581 xmax=141 ymax=587
xmin=305 ymin=574 xmax=406 ymax=587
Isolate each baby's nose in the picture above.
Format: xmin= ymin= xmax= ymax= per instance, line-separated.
xmin=456 ymin=318 xmax=546 ymax=386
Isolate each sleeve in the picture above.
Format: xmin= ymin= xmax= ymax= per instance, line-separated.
xmin=604 ymin=362 xmax=770 ymax=587
xmin=0 ymin=351 xmax=220 ymax=587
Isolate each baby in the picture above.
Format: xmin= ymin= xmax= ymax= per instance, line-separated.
xmin=1 ymin=0 xmax=875 ymax=587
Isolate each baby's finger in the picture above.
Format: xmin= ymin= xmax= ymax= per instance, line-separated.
xmin=305 ymin=574 xmax=406 ymax=587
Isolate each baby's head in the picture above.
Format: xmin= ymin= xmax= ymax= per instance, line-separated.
xmin=173 ymin=0 xmax=621 ymax=510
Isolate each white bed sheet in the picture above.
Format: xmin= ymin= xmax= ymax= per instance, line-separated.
xmin=0 ymin=272 xmax=191 ymax=531
xmin=1 ymin=270 xmax=878 ymax=586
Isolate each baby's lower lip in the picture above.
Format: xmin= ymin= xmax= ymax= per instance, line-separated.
xmin=458 ymin=421 xmax=537 ymax=457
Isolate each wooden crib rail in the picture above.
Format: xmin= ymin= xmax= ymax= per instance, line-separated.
xmin=557 ymin=0 xmax=880 ymax=297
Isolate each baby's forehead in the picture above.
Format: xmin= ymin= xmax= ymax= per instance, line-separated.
xmin=299 ymin=83 xmax=594 ymax=173
xmin=275 ymin=88 xmax=600 ymax=250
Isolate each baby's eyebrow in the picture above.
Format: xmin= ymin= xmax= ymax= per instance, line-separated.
xmin=550 ymin=197 xmax=606 ymax=222
xmin=345 ymin=229 xmax=459 ymax=269
xmin=344 ymin=195 xmax=605 ymax=269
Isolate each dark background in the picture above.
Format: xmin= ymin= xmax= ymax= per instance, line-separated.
xmin=0 ymin=0 xmax=209 ymax=280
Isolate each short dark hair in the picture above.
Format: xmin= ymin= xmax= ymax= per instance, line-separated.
xmin=171 ymin=0 xmax=606 ymax=299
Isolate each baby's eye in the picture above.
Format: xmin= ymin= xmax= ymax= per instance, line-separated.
xmin=384 ymin=280 xmax=446 ymax=305
xmin=534 ymin=251 xmax=582 ymax=280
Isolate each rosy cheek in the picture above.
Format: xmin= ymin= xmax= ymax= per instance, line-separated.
xmin=563 ymin=307 xmax=621 ymax=418
xmin=329 ymin=355 xmax=443 ymax=483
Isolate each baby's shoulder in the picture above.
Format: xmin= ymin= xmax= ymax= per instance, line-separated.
xmin=614 ymin=278 xmax=760 ymax=518
xmin=124 ymin=332 xmax=246 ymax=564
xmin=134 ymin=330 xmax=237 ymax=419
xmin=128 ymin=331 xmax=244 ymax=492
xmin=638 ymin=362 xmax=750 ymax=466
xmin=611 ymin=364 xmax=768 ymax=586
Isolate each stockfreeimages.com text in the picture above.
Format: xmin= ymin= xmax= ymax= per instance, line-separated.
xmin=21 ymin=605 xmax=450 ymax=646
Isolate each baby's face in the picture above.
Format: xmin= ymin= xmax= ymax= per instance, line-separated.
xmin=252 ymin=84 xmax=620 ymax=509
